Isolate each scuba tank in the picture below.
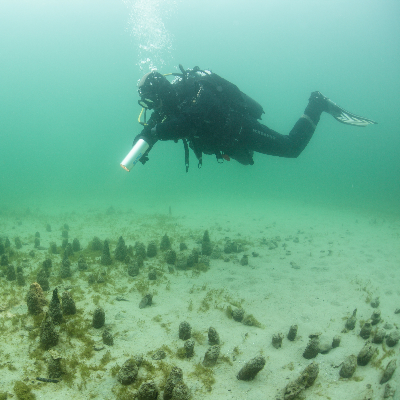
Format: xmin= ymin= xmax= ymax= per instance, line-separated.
xmin=179 ymin=65 xmax=265 ymax=120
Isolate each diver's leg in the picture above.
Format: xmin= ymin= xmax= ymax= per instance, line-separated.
xmin=242 ymin=93 xmax=326 ymax=158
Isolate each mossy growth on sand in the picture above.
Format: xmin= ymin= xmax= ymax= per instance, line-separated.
xmin=371 ymin=347 xmax=394 ymax=369
xmin=242 ymin=314 xmax=262 ymax=328
xmin=219 ymin=354 xmax=233 ymax=366
xmin=176 ymin=347 xmax=187 ymax=359
xmin=193 ymin=262 xmax=209 ymax=273
xmin=111 ymin=359 xmax=176 ymax=399
xmin=226 ymin=305 xmax=234 ymax=319
xmin=198 ymin=289 xmax=244 ymax=314
xmin=112 ymin=386 xmax=136 ymax=400
xmin=99 ymin=350 xmax=113 ymax=368
xmin=110 ymin=363 xmax=121 ymax=377
xmin=133 ymin=278 xmax=150 ymax=295
xmin=62 ymin=350 xmax=115 ymax=387
xmin=13 ymin=381 xmax=36 ymax=400
xmin=191 ymin=330 xmax=206 ymax=345
xmin=190 ymin=363 xmax=216 ymax=392
xmin=233 ymin=346 xmax=241 ymax=356
xmin=62 ymin=314 xmax=96 ymax=362
xmin=154 ymin=360 xmax=173 ymax=387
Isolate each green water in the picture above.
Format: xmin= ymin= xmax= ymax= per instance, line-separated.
xmin=1 ymin=0 xmax=399 ymax=217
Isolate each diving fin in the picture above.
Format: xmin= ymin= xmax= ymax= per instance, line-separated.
xmin=317 ymin=92 xmax=378 ymax=127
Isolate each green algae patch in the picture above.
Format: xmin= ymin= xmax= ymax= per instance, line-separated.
xmin=190 ymin=363 xmax=215 ymax=392
xmin=13 ymin=381 xmax=36 ymax=400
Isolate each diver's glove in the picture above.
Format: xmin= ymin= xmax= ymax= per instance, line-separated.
xmin=132 ymin=125 xmax=158 ymax=165
xmin=306 ymin=91 xmax=377 ymax=127
xmin=136 ymin=125 xmax=156 ymax=144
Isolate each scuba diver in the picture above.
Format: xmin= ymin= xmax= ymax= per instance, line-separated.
xmin=120 ymin=65 xmax=377 ymax=172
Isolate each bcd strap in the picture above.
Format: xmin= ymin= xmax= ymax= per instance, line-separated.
xmin=183 ymin=139 xmax=189 ymax=172
xmin=183 ymin=138 xmax=202 ymax=170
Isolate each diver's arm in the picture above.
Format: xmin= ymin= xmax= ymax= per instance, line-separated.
xmin=131 ymin=126 xmax=159 ymax=165
xmin=133 ymin=114 xmax=192 ymax=165
xmin=153 ymin=115 xmax=192 ymax=141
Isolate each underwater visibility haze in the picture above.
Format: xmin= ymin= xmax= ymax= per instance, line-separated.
xmin=0 ymin=0 xmax=399 ymax=215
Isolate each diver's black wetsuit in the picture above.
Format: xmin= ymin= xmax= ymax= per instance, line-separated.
xmin=138 ymin=76 xmax=318 ymax=167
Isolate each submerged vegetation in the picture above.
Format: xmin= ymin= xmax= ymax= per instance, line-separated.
xmin=1 ymin=209 xmax=398 ymax=400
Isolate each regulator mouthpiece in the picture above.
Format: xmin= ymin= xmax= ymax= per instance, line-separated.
xmin=120 ymin=139 xmax=150 ymax=172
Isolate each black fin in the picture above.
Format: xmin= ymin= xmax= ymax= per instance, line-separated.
xmin=325 ymin=97 xmax=377 ymax=127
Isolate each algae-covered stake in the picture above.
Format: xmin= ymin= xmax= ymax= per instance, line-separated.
xmin=77 ymin=255 xmax=88 ymax=270
xmin=147 ymin=241 xmax=157 ymax=258
xmin=17 ymin=269 xmax=26 ymax=286
xmin=61 ymin=291 xmax=76 ymax=315
xmin=345 ymin=308 xmax=357 ymax=330
xmin=386 ymin=330 xmax=400 ymax=347
xmin=48 ymin=350 xmax=63 ymax=379
xmin=15 ymin=237 xmax=22 ymax=249
xmin=232 ymin=308 xmax=244 ymax=322
xmin=117 ymin=358 xmax=139 ymax=385
xmin=151 ymin=349 xmax=166 ymax=360
xmin=92 ymin=307 xmax=105 ymax=329
xmin=36 ymin=269 xmax=49 ymax=291
xmin=202 ymin=230 xmax=212 ymax=256
xmin=339 ymin=354 xmax=357 ymax=378
xmin=184 ymin=339 xmax=195 ymax=358
xmin=40 ymin=312 xmax=59 ymax=350
xmin=332 ymin=335 xmax=341 ymax=348
xmin=208 ymin=327 xmax=220 ymax=345
xmin=179 ymin=321 xmax=191 ymax=340
xmin=59 ymin=256 xmax=71 ymax=278
xmin=137 ymin=380 xmax=159 ymax=400
xmin=101 ymin=240 xmax=112 ymax=265
xmin=272 ymin=333 xmax=284 ymax=349
xmin=91 ymin=237 xmax=103 ymax=251
xmin=380 ymin=359 xmax=397 ymax=384
xmin=287 ymin=325 xmax=298 ymax=341
xmin=357 ymin=342 xmax=375 ymax=366
xmin=237 ymin=355 xmax=266 ymax=380
xmin=302 ymin=336 xmax=319 ymax=359
xmin=371 ymin=309 xmax=381 ymax=325
xmin=148 ymin=269 xmax=157 ymax=280
xmin=102 ymin=329 xmax=114 ymax=346
xmin=165 ymin=250 xmax=177 ymax=265
xmin=72 ymin=238 xmax=81 ymax=252
xmin=49 ymin=288 xmax=63 ymax=325
xmin=128 ymin=262 xmax=140 ymax=277
xmin=372 ymin=328 xmax=386 ymax=344
xmin=49 ymin=242 xmax=58 ymax=254
xmin=139 ymin=294 xmax=153 ymax=309
xmin=26 ymin=282 xmax=47 ymax=315
xmin=202 ymin=345 xmax=220 ymax=367
xmin=160 ymin=234 xmax=171 ymax=251
xmin=176 ymin=253 xmax=187 ymax=270
xmin=281 ymin=362 xmax=319 ymax=400
xmin=359 ymin=320 xmax=372 ymax=339
xmin=114 ymin=236 xmax=127 ymax=261
xmin=370 ymin=297 xmax=380 ymax=308
xmin=240 ymin=255 xmax=248 ymax=266
xmin=164 ymin=366 xmax=183 ymax=400
xmin=171 ymin=383 xmax=191 ymax=400
xmin=383 ymin=383 xmax=396 ymax=398
xmin=42 ymin=258 xmax=52 ymax=274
